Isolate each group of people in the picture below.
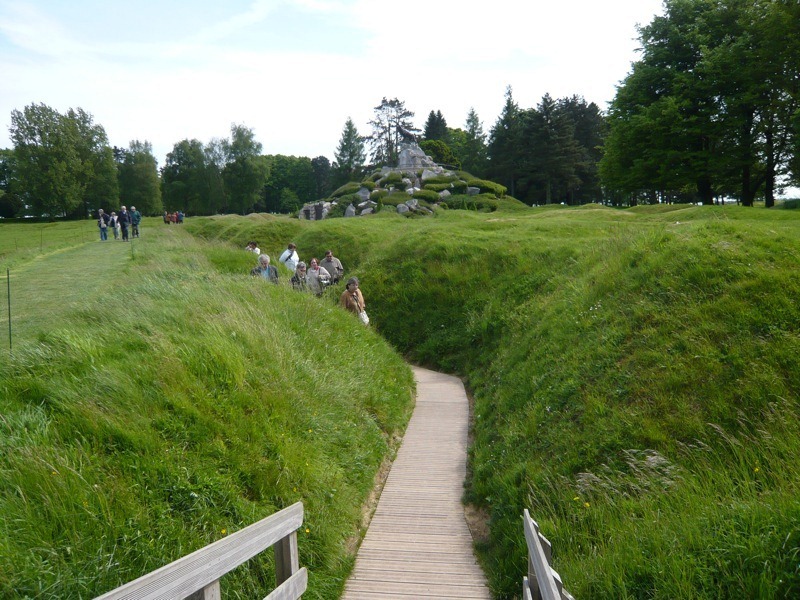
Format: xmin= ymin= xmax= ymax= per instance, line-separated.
xmin=97 ymin=206 xmax=141 ymax=241
xmin=249 ymin=242 xmax=367 ymax=324
xmin=163 ymin=211 xmax=184 ymax=224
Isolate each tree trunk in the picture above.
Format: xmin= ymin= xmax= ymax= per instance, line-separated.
xmin=765 ymin=125 xmax=775 ymax=208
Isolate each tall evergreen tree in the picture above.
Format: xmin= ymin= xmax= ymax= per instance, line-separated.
xmin=333 ymin=117 xmax=366 ymax=184
xmin=311 ymin=155 xmax=332 ymax=199
xmin=488 ymin=87 xmax=523 ymax=197
xmin=423 ymin=110 xmax=448 ymax=141
xmin=463 ymin=108 xmax=488 ymax=177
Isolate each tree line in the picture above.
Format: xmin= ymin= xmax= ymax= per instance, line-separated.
xmin=2 ymin=0 xmax=798 ymax=219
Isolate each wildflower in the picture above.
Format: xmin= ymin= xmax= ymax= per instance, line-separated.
xmin=584 ymin=502 xmax=590 ymax=508
xmin=573 ymin=497 xmax=580 ymax=502
xmin=305 ymin=528 xmax=310 ymax=534
xmin=221 ymin=528 xmax=227 ymax=535
xmin=754 ymin=467 xmax=760 ymax=473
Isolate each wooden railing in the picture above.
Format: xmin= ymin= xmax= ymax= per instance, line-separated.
xmin=95 ymin=502 xmax=306 ymax=600
xmin=522 ymin=509 xmax=574 ymax=600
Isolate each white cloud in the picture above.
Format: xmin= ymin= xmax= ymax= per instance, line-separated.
xmin=0 ymin=0 xmax=667 ymax=166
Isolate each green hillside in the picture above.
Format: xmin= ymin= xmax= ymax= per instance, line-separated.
xmin=3 ymin=202 xmax=799 ymax=598
xmin=0 ymin=221 xmax=414 ymax=598
xmin=190 ymin=204 xmax=800 ymax=598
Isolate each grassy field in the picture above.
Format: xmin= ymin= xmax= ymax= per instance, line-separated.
xmin=190 ymin=204 xmax=800 ymax=599
xmin=0 ymin=219 xmax=415 ymax=598
xmin=3 ymin=204 xmax=799 ymax=599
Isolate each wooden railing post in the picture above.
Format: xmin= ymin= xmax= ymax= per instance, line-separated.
xmin=522 ymin=509 xmax=573 ymax=600
xmin=274 ymin=530 xmax=300 ymax=585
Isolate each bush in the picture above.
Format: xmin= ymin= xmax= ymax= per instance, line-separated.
xmin=371 ymin=189 xmax=388 ymax=201
xmin=412 ymin=189 xmax=441 ymax=203
xmin=360 ymin=180 xmax=376 ymax=191
xmin=423 ymin=183 xmax=452 ymax=193
xmin=381 ymin=192 xmax=413 ymax=206
xmin=442 ymin=194 xmax=498 ymax=212
xmin=326 ymin=202 xmax=347 ymax=218
xmin=331 ymin=182 xmax=361 ymax=198
xmin=421 ymin=175 xmax=458 ymax=185
xmin=466 ymin=178 xmax=507 ymax=198
xmin=450 ymin=180 xmax=469 ymax=194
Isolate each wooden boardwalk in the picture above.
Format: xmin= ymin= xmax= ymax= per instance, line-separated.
xmin=341 ymin=366 xmax=491 ymax=599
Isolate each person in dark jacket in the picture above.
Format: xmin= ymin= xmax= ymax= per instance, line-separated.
xmin=118 ymin=206 xmax=132 ymax=241
xmin=130 ymin=206 xmax=142 ymax=238
xmin=251 ymin=254 xmax=279 ymax=283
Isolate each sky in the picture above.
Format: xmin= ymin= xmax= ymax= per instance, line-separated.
xmin=0 ymin=0 xmax=667 ymax=167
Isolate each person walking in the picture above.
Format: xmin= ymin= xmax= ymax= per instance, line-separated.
xmin=340 ymin=277 xmax=368 ymax=325
xmin=279 ymin=243 xmax=300 ymax=272
xmin=119 ymin=206 xmax=131 ymax=241
xmin=320 ymin=250 xmax=344 ymax=284
xmin=109 ymin=212 xmax=120 ymax=239
xmin=307 ymin=258 xmax=331 ymax=296
xmin=130 ymin=206 xmax=142 ymax=237
xmin=251 ymin=254 xmax=279 ymax=283
xmin=291 ymin=261 xmax=308 ymax=290
xmin=97 ymin=209 xmax=110 ymax=241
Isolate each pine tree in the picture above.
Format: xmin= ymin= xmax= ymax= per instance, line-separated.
xmin=334 ymin=117 xmax=366 ymax=183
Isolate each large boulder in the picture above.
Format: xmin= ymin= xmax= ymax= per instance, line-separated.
xmin=397 ymin=141 xmax=437 ymax=169
xmin=439 ymin=189 xmax=451 ymax=200
xmin=396 ymin=204 xmax=410 ymax=214
xmin=345 ymin=203 xmax=356 ymax=217
xmin=356 ymin=187 xmax=371 ymax=201
xmin=467 ymin=186 xmax=481 ymax=196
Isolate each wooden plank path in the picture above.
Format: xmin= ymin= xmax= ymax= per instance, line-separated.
xmin=341 ymin=366 xmax=491 ymax=599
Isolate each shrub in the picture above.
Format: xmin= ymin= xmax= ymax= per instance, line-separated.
xmin=412 ymin=189 xmax=441 ymax=203
xmin=326 ymin=202 xmax=347 ymax=218
xmin=422 ymin=175 xmax=458 ymax=185
xmin=381 ymin=192 xmax=412 ymax=206
xmin=450 ymin=180 xmax=469 ymax=194
xmin=443 ymin=194 xmax=498 ymax=212
xmin=423 ymin=183 xmax=452 ymax=193
xmin=467 ymin=178 xmax=507 ymax=198
xmin=371 ymin=189 xmax=388 ymax=201
xmin=360 ymin=180 xmax=376 ymax=191
xmin=331 ymin=182 xmax=361 ymax=198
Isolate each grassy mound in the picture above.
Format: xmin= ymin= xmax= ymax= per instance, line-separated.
xmin=193 ymin=205 xmax=800 ymax=597
xmin=0 ymin=221 xmax=414 ymax=598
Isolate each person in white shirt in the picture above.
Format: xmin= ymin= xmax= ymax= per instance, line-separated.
xmin=278 ymin=242 xmax=300 ymax=272
xmin=245 ymin=241 xmax=261 ymax=254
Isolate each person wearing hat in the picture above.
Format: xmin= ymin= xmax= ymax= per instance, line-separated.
xmin=291 ymin=261 xmax=308 ymax=290
xmin=279 ymin=242 xmax=300 ymax=272
xmin=340 ymin=277 xmax=368 ymax=325
xmin=130 ymin=206 xmax=142 ymax=237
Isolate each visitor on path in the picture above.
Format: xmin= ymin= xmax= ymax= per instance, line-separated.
xmin=130 ymin=206 xmax=142 ymax=238
xmin=291 ymin=261 xmax=308 ymax=291
xmin=177 ymin=211 xmax=184 ymax=224
xmin=163 ymin=211 xmax=170 ymax=224
xmin=119 ymin=206 xmax=131 ymax=241
xmin=109 ymin=212 xmax=120 ymax=239
xmin=306 ymin=258 xmax=331 ymax=296
xmin=97 ymin=209 xmax=110 ymax=241
xmin=245 ymin=241 xmax=260 ymax=254
xmin=340 ymin=277 xmax=368 ymax=325
xmin=251 ymin=254 xmax=279 ymax=283
xmin=320 ymin=250 xmax=344 ymax=284
xmin=279 ymin=243 xmax=300 ymax=272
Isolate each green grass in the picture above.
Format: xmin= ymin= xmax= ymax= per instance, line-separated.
xmin=4 ymin=203 xmax=800 ymax=598
xmin=0 ymin=219 xmax=414 ymax=598
xmin=189 ymin=204 xmax=800 ymax=598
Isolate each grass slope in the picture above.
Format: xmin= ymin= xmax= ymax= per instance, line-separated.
xmin=0 ymin=221 xmax=414 ymax=598
xmin=193 ymin=204 xmax=800 ymax=598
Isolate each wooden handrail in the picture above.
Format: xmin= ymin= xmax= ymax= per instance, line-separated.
xmin=522 ymin=509 xmax=574 ymax=600
xmin=95 ymin=502 xmax=306 ymax=600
